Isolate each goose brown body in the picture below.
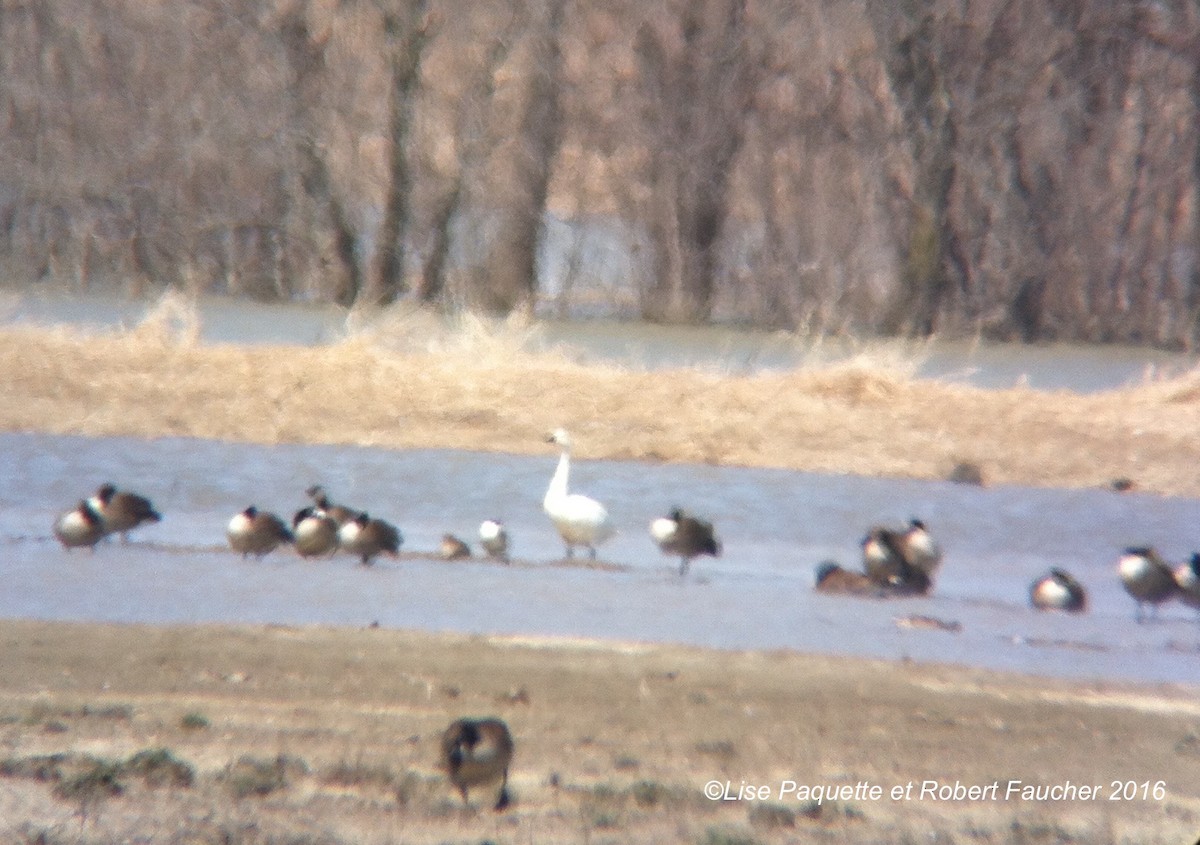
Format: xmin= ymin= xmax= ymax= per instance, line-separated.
xmin=90 ymin=483 xmax=161 ymax=541
xmin=440 ymin=717 xmax=514 ymax=811
xmin=338 ymin=513 xmax=402 ymax=566
xmin=227 ymin=506 xmax=293 ymax=558
xmin=814 ymin=562 xmax=881 ymax=596
xmin=305 ymin=485 xmax=359 ymax=527
xmin=292 ymin=506 xmax=339 ymax=558
xmin=1030 ymin=568 xmax=1088 ymax=613
xmin=440 ymin=534 xmax=471 ymax=560
xmin=54 ymin=500 xmax=107 ymax=550
xmin=649 ymin=508 xmax=721 ymax=575
xmin=1118 ymin=547 xmax=1177 ymax=622
xmin=479 ymin=519 xmax=509 ymax=562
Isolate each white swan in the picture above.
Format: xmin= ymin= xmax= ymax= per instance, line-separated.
xmin=543 ymin=428 xmax=614 ymax=559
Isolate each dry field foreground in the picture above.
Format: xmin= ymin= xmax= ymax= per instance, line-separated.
xmin=0 ymin=619 xmax=1197 ymax=845
xmin=1 ymin=302 xmax=1200 ymax=497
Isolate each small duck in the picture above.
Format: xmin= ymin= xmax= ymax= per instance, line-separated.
xmin=227 ymin=506 xmax=293 ymax=559
xmin=1173 ymin=553 xmax=1200 ymax=618
xmin=89 ymin=483 xmax=161 ymax=542
xmin=54 ymin=500 xmax=107 ymax=550
xmin=305 ymin=485 xmax=360 ymax=527
xmin=440 ymin=534 xmax=472 ymax=560
xmin=814 ymin=561 xmax=880 ymax=596
xmin=338 ymin=513 xmax=402 ymax=566
xmin=479 ymin=519 xmax=510 ymax=563
xmin=649 ymin=508 xmax=721 ymax=575
xmin=292 ymin=506 xmax=339 ymax=558
xmin=1029 ymin=569 xmax=1088 ymax=613
xmin=1117 ymin=547 xmax=1177 ymax=623
xmin=440 ymin=717 xmax=514 ymax=811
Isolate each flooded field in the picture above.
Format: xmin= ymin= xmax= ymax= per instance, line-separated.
xmin=5 ymin=431 xmax=1199 ymax=686
xmin=3 ymin=287 xmax=1197 ymax=390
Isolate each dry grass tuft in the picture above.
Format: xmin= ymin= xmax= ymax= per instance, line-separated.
xmin=1 ymin=305 xmax=1199 ymax=494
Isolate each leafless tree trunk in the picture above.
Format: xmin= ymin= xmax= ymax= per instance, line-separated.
xmin=366 ymin=0 xmax=432 ymax=307
xmin=279 ymin=9 xmax=364 ymax=307
xmin=632 ymin=0 xmax=753 ymax=323
xmin=417 ymin=26 xmax=517 ymax=305
xmin=866 ymin=2 xmax=956 ymax=337
xmin=467 ymin=0 xmax=567 ymax=314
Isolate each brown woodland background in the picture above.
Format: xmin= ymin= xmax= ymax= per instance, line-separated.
xmin=1 ymin=0 xmax=1198 ymax=346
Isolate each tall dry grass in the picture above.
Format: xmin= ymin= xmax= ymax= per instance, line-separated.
xmin=2 ymin=293 xmax=1199 ymax=495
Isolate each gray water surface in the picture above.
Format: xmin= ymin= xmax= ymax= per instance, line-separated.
xmin=3 ymin=289 xmax=1197 ymax=392
xmin=4 ymin=432 xmax=1198 ymax=686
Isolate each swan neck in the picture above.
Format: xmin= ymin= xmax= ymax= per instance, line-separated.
xmin=545 ymin=450 xmax=571 ymax=508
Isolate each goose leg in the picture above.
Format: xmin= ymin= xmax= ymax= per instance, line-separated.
xmin=494 ymin=769 xmax=511 ymax=811
xmin=588 ymin=546 xmax=597 ymax=561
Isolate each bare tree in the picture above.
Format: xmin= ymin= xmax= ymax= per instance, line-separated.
xmin=415 ymin=18 xmax=519 ymax=305
xmin=630 ymin=0 xmax=754 ymax=323
xmin=365 ymin=0 xmax=433 ymax=307
xmin=279 ymin=7 xmax=364 ymax=306
xmin=465 ymin=0 xmax=567 ymax=314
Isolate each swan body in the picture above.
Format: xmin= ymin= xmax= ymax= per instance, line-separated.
xmin=543 ymin=429 xmax=614 ymax=559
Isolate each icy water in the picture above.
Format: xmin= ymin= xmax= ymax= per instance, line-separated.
xmin=4 ymin=432 xmax=1199 ymax=686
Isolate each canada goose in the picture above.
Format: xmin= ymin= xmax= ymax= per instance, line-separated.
xmin=1117 ymin=547 xmax=1177 ymax=623
xmin=440 ymin=717 xmax=514 ymax=811
xmin=862 ymin=524 xmax=933 ymax=595
xmin=305 ymin=485 xmax=359 ymax=527
xmin=54 ymin=500 xmax=106 ymax=550
xmin=861 ymin=527 xmax=908 ymax=585
xmin=338 ymin=512 xmax=402 ymax=566
xmin=898 ymin=519 xmax=942 ymax=577
xmin=543 ymin=428 xmax=614 ymax=560
xmin=1173 ymin=553 xmax=1200 ymax=617
xmin=440 ymin=534 xmax=471 ymax=560
xmin=89 ymin=483 xmax=161 ymax=542
xmin=649 ymin=508 xmax=721 ymax=575
xmin=479 ymin=519 xmax=509 ymax=563
xmin=227 ymin=506 xmax=293 ymax=558
xmin=1029 ymin=569 xmax=1088 ymax=613
xmin=814 ymin=561 xmax=880 ymax=596
xmin=292 ymin=506 xmax=339 ymax=558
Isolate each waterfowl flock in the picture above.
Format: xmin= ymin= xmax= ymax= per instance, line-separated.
xmin=48 ymin=431 xmax=1200 ymax=625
